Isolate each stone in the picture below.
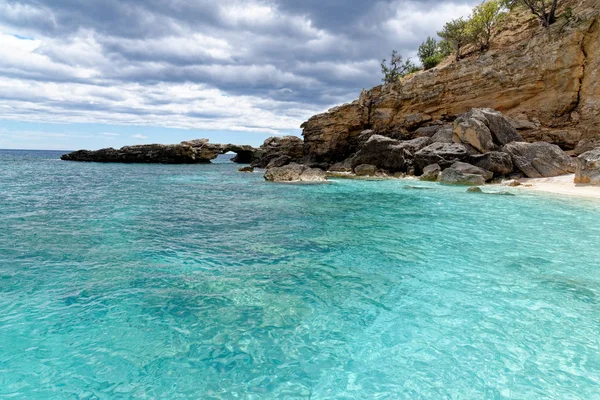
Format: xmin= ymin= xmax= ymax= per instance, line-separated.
xmin=431 ymin=127 xmax=454 ymax=143
xmin=251 ymin=136 xmax=304 ymax=168
xmin=575 ymin=148 xmax=600 ymax=185
xmin=503 ymin=142 xmax=576 ymax=178
xmin=469 ymin=152 xmax=514 ymax=176
xmin=415 ymin=125 xmax=441 ymax=138
xmin=354 ymin=164 xmax=378 ymax=176
xmin=448 ymin=161 xmax=494 ymax=182
xmin=453 ymin=108 xmax=522 ymax=153
xmin=328 ymin=159 xmax=353 ymax=172
xmin=502 ymin=179 xmax=521 ymax=187
xmin=238 ymin=166 xmax=254 ymax=172
xmin=264 ymin=163 xmax=327 ymax=182
xmin=574 ymin=139 xmax=600 ymax=156
xmin=350 ymin=135 xmax=412 ymax=172
xmin=414 ymin=142 xmax=471 ymax=173
xmin=453 ymin=114 xmax=496 ymax=153
xmin=397 ymin=137 xmax=432 ymax=154
xmin=266 ymin=155 xmax=292 ymax=168
xmin=420 ymin=164 xmax=441 ymax=181
xmin=467 ymin=187 xmax=483 ymax=193
xmin=439 ymin=167 xmax=486 ymax=186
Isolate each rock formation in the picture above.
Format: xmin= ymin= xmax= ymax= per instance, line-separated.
xmin=502 ymin=142 xmax=576 ymax=178
xmin=264 ymin=163 xmax=327 ymax=182
xmin=575 ymin=148 xmax=600 ymax=185
xmin=61 ymin=139 xmax=257 ymax=164
xmin=300 ymin=0 xmax=599 ymax=164
xmin=251 ymin=136 xmax=304 ymax=168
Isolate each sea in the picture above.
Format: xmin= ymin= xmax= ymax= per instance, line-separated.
xmin=1 ymin=149 xmax=600 ymax=399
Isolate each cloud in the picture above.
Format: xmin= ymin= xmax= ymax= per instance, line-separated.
xmin=100 ymin=132 xmax=120 ymax=136
xmin=0 ymin=0 xmax=479 ymax=145
xmin=132 ymin=134 xmax=148 ymax=139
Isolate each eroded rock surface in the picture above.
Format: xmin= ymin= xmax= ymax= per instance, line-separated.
xmin=575 ymin=148 xmax=600 ymax=185
xmin=264 ymin=163 xmax=327 ymax=182
xmin=503 ymin=142 xmax=576 ymax=178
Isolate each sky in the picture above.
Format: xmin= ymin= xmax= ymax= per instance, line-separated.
xmin=0 ymin=0 xmax=477 ymax=150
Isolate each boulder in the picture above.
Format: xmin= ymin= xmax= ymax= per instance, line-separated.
xmin=238 ymin=166 xmax=254 ymax=172
xmin=264 ymin=163 xmax=327 ymax=182
xmin=252 ymin=136 xmax=304 ymax=168
xmin=415 ymin=125 xmax=441 ymax=138
xmin=453 ymin=116 xmax=496 ymax=153
xmin=431 ymin=127 xmax=454 ymax=143
xmin=266 ymin=155 xmax=292 ymax=168
xmin=420 ymin=164 xmax=441 ymax=181
xmin=469 ymin=152 xmax=514 ymax=176
xmin=448 ymin=161 xmax=494 ymax=182
xmin=350 ymin=135 xmax=412 ymax=172
xmin=467 ymin=187 xmax=483 ymax=193
xmin=328 ymin=159 xmax=353 ymax=172
xmin=503 ymin=142 xmax=576 ymax=178
xmin=452 ymin=108 xmax=523 ymax=153
xmin=354 ymin=164 xmax=378 ymax=176
xmin=439 ymin=167 xmax=486 ymax=186
xmin=414 ymin=142 xmax=471 ymax=173
xmin=397 ymin=137 xmax=432 ymax=154
xmin=574 ymin=139 xmax=600 ymax=156
xmin=574 ymin=148 xmax=600 ymax=185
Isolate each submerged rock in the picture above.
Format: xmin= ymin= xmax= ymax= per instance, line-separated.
xmin=467 ymin=186 xmax=483 ymax=193
xmin=503 ymin=142 xmax=576 ymax=178
xmin=238 ymin=166 xmax=254 ymax=172
xmin=264 ymin=163 xmax=327 ymax=182
xmin=575 ymin=148 xmax=600 ymax=185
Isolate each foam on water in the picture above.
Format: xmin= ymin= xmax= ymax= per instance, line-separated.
xmin=1 ymin=150 xmax=600 ymax=399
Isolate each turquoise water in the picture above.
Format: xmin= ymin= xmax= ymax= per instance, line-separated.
xmin=1 ymin=149 xmax=600 ymax=399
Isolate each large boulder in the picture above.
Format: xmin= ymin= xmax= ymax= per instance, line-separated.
xmin=350 ymin=135 xmax=413 ymax=172
xmin=252 ymin=136 xmax=304 ymax=168
xmin=431 ymin=127 xmax=454 ymax=143
xmin=354 ymin=164 xmax=378 ymax=176
xmin=453 ymin=108 xmax=523 ymax=153
xmin=574 ymin=139 xmax=600 ymax=156
xmin=574 ymin=149 xmax=600 ymax=185
xmin=420 ymin=164 xmax=441 ymax=181
xmin=414 ymin=142 xmax=471 ymax=173
xmin=328 ymin=159 xmax=353 ymax=172
xmin=264 ymin=163 xmax=327 ymax=182
xmin=469 ymin=152 xmax=514 ymax=176
xmin=503 ymin=142 xmax=576 ymax=178
xmin=439 ymin=168 xmax=486 ymax=186
xmin=447 ymin=161 xmax=493 ymax=181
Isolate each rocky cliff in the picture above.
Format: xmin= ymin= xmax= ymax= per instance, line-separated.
xmin=301 ymin=0 xmax=600 ymax=163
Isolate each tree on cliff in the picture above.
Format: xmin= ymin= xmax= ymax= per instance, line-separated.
xmin=381 ymin=51 xmax=419 ymax=84
xmin=468 ymin=0 xmax=506 ymax=51
xmin=438 ymin=18 xmax=470 ymax=61
xmin=520 ymin=0 xmax=559 ymax=27
xmin=418 ymin=37 xmax=447 ymax=70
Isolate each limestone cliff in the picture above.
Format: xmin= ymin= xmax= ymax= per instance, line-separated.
xmin=301 ymin=0 xmax=600 ymax=163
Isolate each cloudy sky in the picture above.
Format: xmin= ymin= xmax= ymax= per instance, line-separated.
xmin=0 ymin=0 xmax=476 ymax=150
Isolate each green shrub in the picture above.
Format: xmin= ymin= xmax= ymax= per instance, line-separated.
xmin=468 ymin=0 xmax=506 ymax=51
xmin=438 ymin=17 xmax=470 ymax=61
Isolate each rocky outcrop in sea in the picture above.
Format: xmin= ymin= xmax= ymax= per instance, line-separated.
xmin=61 ymin=139 xmax=257 ymax=164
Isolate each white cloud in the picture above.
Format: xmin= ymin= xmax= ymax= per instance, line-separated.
xmin=132 ymin=134 xmax=148 ymax=139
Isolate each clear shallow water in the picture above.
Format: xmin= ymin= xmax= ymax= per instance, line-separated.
xmin=1 ymin=149 xmax=600 ymax=399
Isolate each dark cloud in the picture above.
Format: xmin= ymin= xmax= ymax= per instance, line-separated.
xmin=0 ymin=0 xmax=478 ymax=134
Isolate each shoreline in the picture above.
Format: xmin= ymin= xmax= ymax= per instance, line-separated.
xmin=501 ymin=174 xmax=600 ymax=199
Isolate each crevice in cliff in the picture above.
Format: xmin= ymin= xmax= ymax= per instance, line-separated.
xmin=570 ymin=17 xmax=597 ymax=116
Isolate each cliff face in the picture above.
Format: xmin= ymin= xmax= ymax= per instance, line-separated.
xmin=302 ymin=0 xmax=600 ymax=163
